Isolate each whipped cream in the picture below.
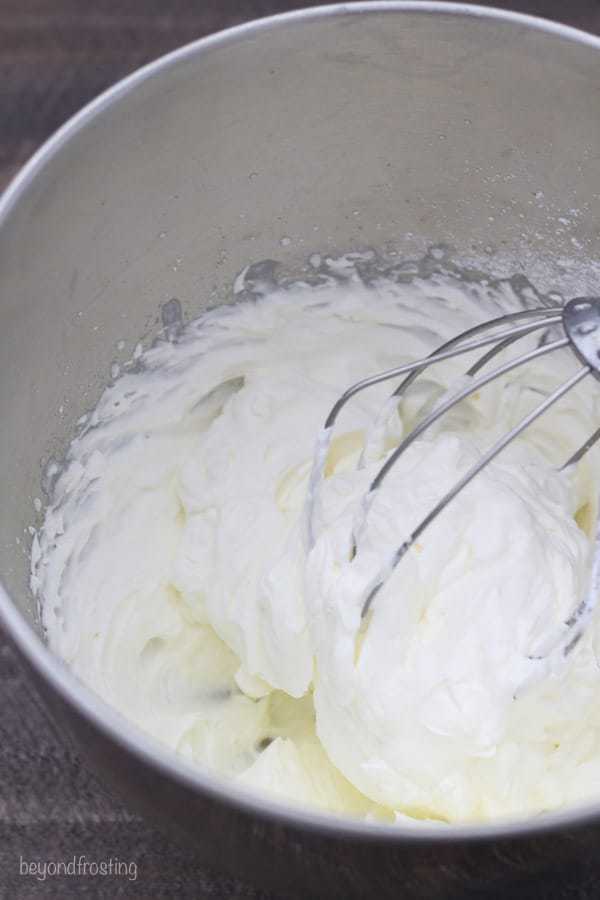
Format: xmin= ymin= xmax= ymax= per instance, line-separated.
xmin=32 ymin=257 xmax=600 ymax=823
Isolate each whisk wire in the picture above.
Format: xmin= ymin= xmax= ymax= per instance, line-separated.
xmin=358 ymin=313 xmax=559 ymax=467
xmin=561 ymin=425 xmax=600 ymax=471
xmin=349 ymin=336 xmax=569 ymax=551
xmin=360 ymin=365 xmax=591 ymax=618
xmin=390 ymin=307 xmax=561 ymax=405
xmin=307 ymin=312 xmax=563 ymax=547
xmin=324 ymin=313 xmax=562 ymax=429
xmin=307 ymin=294 xmax=600 ymax=672
xmin=371 ymin=337 xmax=569 ymax=494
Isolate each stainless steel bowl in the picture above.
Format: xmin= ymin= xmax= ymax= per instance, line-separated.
xmin=3 ymin=4 xmax=600 ymax=896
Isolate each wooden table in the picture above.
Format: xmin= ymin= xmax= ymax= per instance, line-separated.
xmin=2 ymin=2 xmax=600 ymax=897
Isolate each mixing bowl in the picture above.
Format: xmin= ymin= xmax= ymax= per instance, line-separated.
xmin=3 ymin=3 xmax=600 ymax=897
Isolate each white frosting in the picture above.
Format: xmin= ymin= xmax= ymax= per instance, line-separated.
xmin=32 ymin=261 xmax=600 ymax=823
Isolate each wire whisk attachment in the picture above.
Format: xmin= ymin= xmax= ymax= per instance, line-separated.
xmin=305 ymin=298 xmax=600 ymax=661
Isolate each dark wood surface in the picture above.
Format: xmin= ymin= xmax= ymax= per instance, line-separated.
xmin=3 ymin=2 xmax=600 ymax=898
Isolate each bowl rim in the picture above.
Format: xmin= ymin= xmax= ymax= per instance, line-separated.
xmin=3 ymin=0 xmax=600 ymax=845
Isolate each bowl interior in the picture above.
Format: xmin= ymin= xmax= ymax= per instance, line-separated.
xmin=2 ymin=1 xmax=600 ymax=833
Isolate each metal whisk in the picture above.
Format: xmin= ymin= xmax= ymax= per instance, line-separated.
xmin=305 ymin=297 xmax=600 ymax=660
